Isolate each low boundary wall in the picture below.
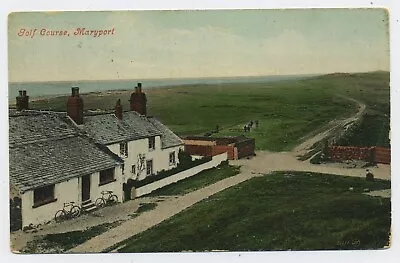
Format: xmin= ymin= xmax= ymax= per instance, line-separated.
xmin=135 ymin=152 xmax=228 ymax=197
xmin=374 ymin=147 xmax=391 ymax=164
xmin=328 ymin=146 xmax=391 ymax=164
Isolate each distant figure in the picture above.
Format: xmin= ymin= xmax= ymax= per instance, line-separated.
xmin=255 ymin=120 xmax=259 ymax=128
xmin=243 ymin=125 xmax=248 ymax=132
xmin=366 ymin=169 xmax=374 ymax=182
xmin=249 ymin=120 xmax=253 ymax=127
xmin=216 ymin=125 xmax=220 ymax=132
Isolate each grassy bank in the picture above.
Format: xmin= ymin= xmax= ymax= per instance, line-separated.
xmin=336 ymin=113 xmax=390 ymax=147
xmin=117 ymin=172 xmax=391 ymax=252
xmin=27 ymin=71 xmax=389 ymax=151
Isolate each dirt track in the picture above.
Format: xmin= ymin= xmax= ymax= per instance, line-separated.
xmin=293 ymin=96 xmax=366 ymax=157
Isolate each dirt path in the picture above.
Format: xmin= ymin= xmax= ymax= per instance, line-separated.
xmin=293 ymin=96 xmax=366 ymax=157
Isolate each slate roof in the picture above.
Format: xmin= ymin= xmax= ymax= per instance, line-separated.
xmin=9 ymin=111 xmax=76 ymax=146
xmin=82 ymin=111 xmax=162 ymax=145
xmin=9 ymin=112 xmax=122 ymax=193
xmin=82 ymin=111 xmax=183 ymax=149
xmin=147 ymin=117 xmax=184 ymax=149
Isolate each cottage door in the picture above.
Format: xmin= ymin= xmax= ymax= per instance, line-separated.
xmin=82 ymin=175 xmax=91 ymax=201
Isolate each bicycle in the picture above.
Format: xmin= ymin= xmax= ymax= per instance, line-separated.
xmin=95 ymin=191 xmax=119 ymax=208
xmin=54 ymin=202 xmax=81 ymax=223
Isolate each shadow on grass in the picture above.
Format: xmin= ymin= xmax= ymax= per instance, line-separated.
xmin=22 ymin=221 xmax=123 ymax=254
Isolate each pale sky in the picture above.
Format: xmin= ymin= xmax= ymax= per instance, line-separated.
xmin=8 ymin=9 xmax=389 ymax=82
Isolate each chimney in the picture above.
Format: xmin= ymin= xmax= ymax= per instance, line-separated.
xmin=16 ymin=90 xmax=29 ymax=111
xmin=67 ymin=86 xmax=84 ymax=125
xmin=129 ymin=82 xmax=147 ymax=115
xmin=115 ymin=99 xmax=123 ymax=120
xmin=22 ymin=90 xmax=29 ymax=110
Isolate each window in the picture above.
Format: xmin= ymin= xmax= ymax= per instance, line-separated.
xmin=146 ymin=160 xmax=153 ymax=175
xmin=121 ymin=164 xmax=125 ymax=175
xmin=120 ymin=142 xmax=128 ymax=157
xmin=99 ymin=168 xmax=115 ymax=186
xmin=169 ymin=152 xmax=176 ymax=165
xmin=33 ymin=184 xmax=55 ymax=208
xmin=148 ymin=137 xmax=155 ymax=150
xmin=131 ymin=165 xmax=136 ymax=175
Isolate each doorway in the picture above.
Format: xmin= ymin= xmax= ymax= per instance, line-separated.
xmin=81 ymin=175 xmax=91 ymax=201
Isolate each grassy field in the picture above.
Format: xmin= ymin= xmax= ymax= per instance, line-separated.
xmin=27 ymin=71 xmax=390 ymax=151
xmin=147 ymin=163 xmax=240 ymax=196
xmin=116 ymin=172 xmax=391 ymax=252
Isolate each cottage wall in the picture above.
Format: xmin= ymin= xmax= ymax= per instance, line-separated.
xmin=21 ymin=178 xmax=80 ymax=227
xmin=107 ymin=137 xmax=183 ymax=182
xmin=20 ymin=165 xmax=123 ymax=228
xmin=88 ymin=166 xmax=124 ymax=204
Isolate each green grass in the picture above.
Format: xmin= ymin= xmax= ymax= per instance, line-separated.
xmin=22 ymin=221 xmax=123 ymax=253
xmin=147 ymin=163 xmax=240 ymax=196
xmin=117 ymin=172 xmax=391 ymax=252
xmin=27 ymin=71 xmax=390 ymax=151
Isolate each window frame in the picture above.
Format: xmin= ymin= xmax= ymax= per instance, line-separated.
xmin=99 ymin=168 xmax=116 ymax=186
xmin=33 ymin=184 xmax=56 ymax=208
xmin=169 ymin=151 xmax=176 ymax=165
xmin=120 ymin=141 xmax=128 ymax=157
xmin=131 ymin=164 xmax=136 ymax=175
xmin=148 ymin=137 xmax=155 ymax=151
xmin=146 ymin=159 xmax=153 ymax=176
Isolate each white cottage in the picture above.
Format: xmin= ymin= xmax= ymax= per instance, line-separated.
xmin=9 ymin=110 xmax=124 ymax=229
xmin=9 ymin=85 xmax=184 ymax=230
xmin=74 ymin=86 xmax=184 ymax=200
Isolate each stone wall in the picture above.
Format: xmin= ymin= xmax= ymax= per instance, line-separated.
xmin=327 ymin=146 xmax=391 ymax=164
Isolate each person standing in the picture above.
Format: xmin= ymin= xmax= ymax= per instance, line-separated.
xmin=366 ymin=169 xmax=374 ymax=182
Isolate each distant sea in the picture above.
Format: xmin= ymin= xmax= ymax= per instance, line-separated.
xmin=9 ymin=74 xmax=319 ymax=100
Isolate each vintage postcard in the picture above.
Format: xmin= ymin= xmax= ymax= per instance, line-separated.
xmin=8 ymin=9 xmax=391 ymax=254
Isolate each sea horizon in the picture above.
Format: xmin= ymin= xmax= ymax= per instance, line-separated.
xmin=8 ymin=70 xmax=388 ymax=101
xmin=9 ymin=73 xmax=323 ymax=100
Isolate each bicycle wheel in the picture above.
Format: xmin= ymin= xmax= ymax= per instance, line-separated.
xmin=95 ymin=197 xmax=106 ymax=208
xmin=109 ymin=195 xmax=119 ymax=204
xmin=55 ymin=210 xmax=66 ymax=223
xmin=70 ymin=205 xmax=81 ymax=218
